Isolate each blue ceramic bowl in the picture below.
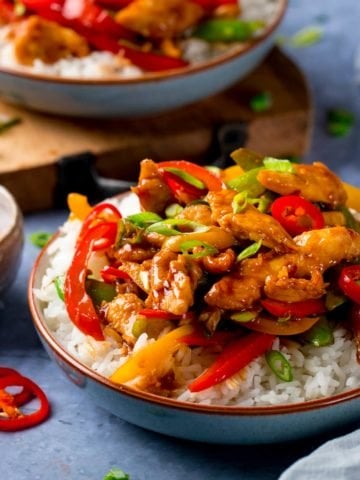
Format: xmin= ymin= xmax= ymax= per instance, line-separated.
xmin=0 ymin=0 xmax=287 ymax=118
xmin=28 ymin=194 xmax=360 ymax=445
xmin=0 ymin=185 xmax=23 ymax=294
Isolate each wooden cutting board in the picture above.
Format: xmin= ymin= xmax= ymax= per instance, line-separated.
xmin=0 ymin=48 xmax=312 ymax=212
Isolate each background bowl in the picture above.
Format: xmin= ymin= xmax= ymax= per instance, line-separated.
xmin=0 ymin=185 xmax=23 ymax=294
xmin=0 ymin=0 xmax=287 ymax=118
xmin=28 ymin=194 xmax=360 ymax=445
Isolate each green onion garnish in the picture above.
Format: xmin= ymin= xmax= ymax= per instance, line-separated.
xmin=250 ymin=91 xmax=273 ymax=113
xmin=325 ymin=291 xmax=346 ymax=311
xmin=290 ymin=26 xmax=323 ymax=48
xmin=103 ymin=468 xmax=130 ymax=480
xmin=163 ymin=167 xmax=205 ymax=190
xmin=236 ymin=240 xmax=262 ymax=262
xmin=29 ymin=231 xmax=52 ymax=248
xmin=340 ymin=206 xmax=360 ymax=233
xmin=0 ymin=116 xmax=21 ymax=134
xmin=14 ymin=1 xmax=26 ymax=16
xmin=303 ymin=317 xmax=334 ymax=347
xmin=327 ymin=109 xmax=355 ymax=137
xmin=194 ymin=18 xmax=263 ymax=43
xmin=230 ymin=148 xmax=264 ymax=171
xmin=232 ymin=191 xmax=249 ymax=214
xmin=230 ymin=311 xmax=257 ymax=323
xmin=54 ymin=276 xmax=65 ymax=302
xmin=265 ymin=350 xmax=293 ymax=382
xmin=126 ymin=212 xmax=162 ymax=228
xmin=180 ymin=239 xmax=218 ymax=259
xmin=146 ymin=219 xmax=208 ymax=236
xmin=165 ymin=203 xmax=184 ymax=218
xmin=132 ymin=317 xmax=147 ymax=338
xmin=263 ymin=157 xmax=296 ymax=174
xmin=226 ymin=167 xmax=266 ymax=197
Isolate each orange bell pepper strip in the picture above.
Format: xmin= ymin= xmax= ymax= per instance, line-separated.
xmin=67 ymin=193 xmax=93 ymax=221
xmin=188 ymin=332 xmax=274 ymax=392
xmin=110 ymin=324 xmax=194 ymax=384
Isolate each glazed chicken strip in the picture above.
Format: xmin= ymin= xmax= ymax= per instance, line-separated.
xmin=131 ymin=159 xmax=173 ymax=215
xmin=9 ymin=16 xmax=89 ymax=65
xmin=115 ymin=0 xmax=204 ymax=39
xmin=257 ymin=162 xmax=347 ymax=208
xmin=205 ymin=226 xmax=360 ymax=308
xmin=207 ymin=190 xmax=297 ymax=252
xmin=146 ymin=249 xmax=202 ymax=315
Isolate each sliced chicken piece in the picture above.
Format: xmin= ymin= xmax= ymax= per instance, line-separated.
xmin=131 ymin=159 xmax=173 ymax=215
xmin=257 ymin=162 xmax=347 ymax=208
xmin=146 ymin=249 xmax=202 ymax=315
xmin=178 ymin=203 xmax=214 ymax=226
xmin=9 ymin=16 xmax=89 ymax=65
xmin=115 ymin=0 xmax=204 ymax=39
xmin=104 ymin=293 xmax=144 ymax=346
xmin=207 ymin=190 xmax=297 ymax=253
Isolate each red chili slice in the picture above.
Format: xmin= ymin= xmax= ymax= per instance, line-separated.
xmin=138 ymin=309 xmax=180 ymax=320
xmin=0 ymin=374 xmax=50 ymax=432
xmin=339 ymin=265 xmax=360 ymax=304
xmin=271 ymin=195 xmax=325 ymax=236
xmin=100 ymin=265 xmax=131 ymax=283
xmin=261 ymin=298 xmax=326 ymax=318
xmin=0 ymin=368 xmax=34 ymax=407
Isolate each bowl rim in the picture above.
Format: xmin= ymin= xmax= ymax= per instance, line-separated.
xmin=1 ymin=0 xmax=287 ymax=86
xmin=28 ymin=224 xmax=360 ymax=417
xmin=0 ymin=185 xmax=20 ymax=241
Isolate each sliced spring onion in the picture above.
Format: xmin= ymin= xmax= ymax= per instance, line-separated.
xmin=230 ymin=311 xmax=257 ymax=323
xmin=54 ymin=276 xmax=65 ymax=302
xmin=103 ymin=468 xmax=130 ymax=480
xmin=230 ymin=148 xmax=264 ymax=171
xmin=226 ymin=167 xmax=266 ymax=197
xmin=232 ymin=191 xmax=248 ymax=214
xmin=303 ymin=317 xmax=334 ymax=347
xmin=236 ymin=240 xmax=262 ymax=262
xmin=126 ymin=212 xmax=162 ymax=228
xmin=0 ymin=116 xmax=21 ymax=134
xmin=162 ymin=167 xmax=206 ymax=190
xmin=146 ymin=219 xmax=209 ymax=236
xmin=289 ymin=26 xmax=323 ymax=48
xmin=250 ymin=91 xmax=273 ymax=113
xmin=327 ymin=109 xmax=355 ymax=137
xmin=132 ymin=317 xmax=148 ymax=338
xmin=205 ymin=165 xmax=221 ymax=176
xmin=263 ymin=157 xmax=296 ymax=173
xmin=180 ymin=239 xmax=218 ymax=259
xmin=325 ymin=291 xmax=347 ymax=311
xmin=29 ymin=231 xmax=52 ymax=248
xmin=340 ymin=206 xmax=360 ymax=233
xmin=14 ymin=1 xmax=26 ymax=16
xmin=194 ymin=18 xmax=263 ymax=43
xmin=265 ymin=350 xmax=293 ymax=382
xmin=165 ymin=203 xmax=184 ymax=218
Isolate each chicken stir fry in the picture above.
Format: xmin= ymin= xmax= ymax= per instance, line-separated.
xmin=1 ymin=0 xmax=259 ymax=71
xmin=63 ymin=150 xmax=360 ymax=394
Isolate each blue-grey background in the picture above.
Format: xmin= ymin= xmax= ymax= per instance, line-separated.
xmin=1 ymin=1 xmax=360 ymax=478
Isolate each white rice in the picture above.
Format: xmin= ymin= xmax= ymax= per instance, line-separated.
xmin=0 ymin=0 xmax=281 ymax=79
xmin=34 ymin=194 xmax=360 ymax=406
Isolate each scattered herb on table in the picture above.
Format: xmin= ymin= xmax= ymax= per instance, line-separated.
xmin=250 ymin=91 xmax=273 ymax=112
xmin=277 ymin=26 xmax=323 ymax=48
xmin=0 ymin=116 xmax=21 ymax=134
xmin=326 ymin=109 xmax=355 ymax=137
xmin=29 ymin=231 xmax=52 ymax=248
xmin=103 ymin=467 xmax=130 ymax=480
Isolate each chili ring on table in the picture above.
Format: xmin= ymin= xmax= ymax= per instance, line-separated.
xmin=0 ymin=367 xmax=50 ymax=431
xmin=36 ymin=147 xmax=360 ymax=404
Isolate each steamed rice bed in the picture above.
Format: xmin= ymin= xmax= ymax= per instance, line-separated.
xmin=35 ymin=188 xmax=360 ymax=407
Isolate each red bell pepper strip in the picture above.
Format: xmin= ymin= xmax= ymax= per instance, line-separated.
xmin=338 ymin=265 xmax=360 ymax=304
xmin=180 ymin=329 xmax=233 ymax=347
xmin=91 ymin=221 xmax=118 ymax=251
xmin=271 ymin=195 xmax=325 ymax=236
xmin=0 ymin=368 xmax=34 ymax=407
xmin=0 ymin=374 xmax=50 ymax=432
xmin=138 ymin=308 xmax=180 ymax=320
xmin=100 ymin=265 xmax=130 ymax=283
xmin=64 ymin=222 xmax=118 ymax=340
xmin=188 ymin=332 xmax=275 ymax=392
xmin=157 ymin=160 xmax=223 ymax=192
xmin=78 ymin=202 xmax=121 ymax=244
xmin=261 ymin=298 xmax=326 ymax=318
xmin=160 ymin=169 xmax=206 ymax=203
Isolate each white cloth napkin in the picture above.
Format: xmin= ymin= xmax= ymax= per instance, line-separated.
xmin=279 ymin=429 xmax=360 ymax=480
